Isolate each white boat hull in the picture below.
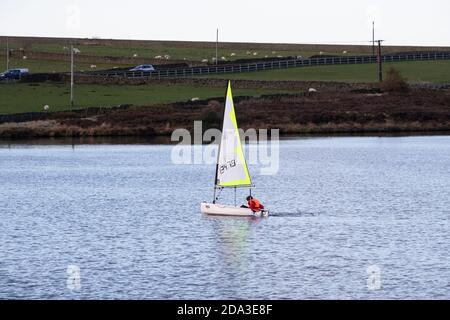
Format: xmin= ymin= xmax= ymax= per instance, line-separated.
xmin=201 ymin=203 xmax=268 ymax=217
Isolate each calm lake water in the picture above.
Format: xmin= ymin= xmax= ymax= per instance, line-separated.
xmin=0 ymin=136 xmax=449 ymax=299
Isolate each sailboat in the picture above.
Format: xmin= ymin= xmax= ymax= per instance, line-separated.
xmin=201 ymin=81 xmax=269 ymax=217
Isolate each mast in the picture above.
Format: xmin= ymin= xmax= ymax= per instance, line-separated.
xmin=213 ymin=80 xmax=230 ymax=203
xmin=212 ymin=161 xmax=219 ymax=203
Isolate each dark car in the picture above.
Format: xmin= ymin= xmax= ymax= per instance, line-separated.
xmin=0 ymin=68 xmax=29 ymax=80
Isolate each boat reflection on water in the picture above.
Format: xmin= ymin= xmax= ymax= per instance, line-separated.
xmin=204 ymin=214 xmax=266 ymax=297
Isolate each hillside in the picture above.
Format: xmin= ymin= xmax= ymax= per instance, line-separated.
xmin=2 ymin=35 xmax=450 ymax=72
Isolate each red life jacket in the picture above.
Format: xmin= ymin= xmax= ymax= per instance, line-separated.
xmin=248 ymin=199 xmax=264 ymax=212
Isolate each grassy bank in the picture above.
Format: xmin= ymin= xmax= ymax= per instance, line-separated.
xmin=203 ymin=60 xmax=450 ymax=83
xmin=0 ymin=83 xmax=298 ymax=114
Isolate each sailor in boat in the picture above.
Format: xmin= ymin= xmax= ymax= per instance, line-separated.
xmin=241 ymin=196 xmax=265 ymax=213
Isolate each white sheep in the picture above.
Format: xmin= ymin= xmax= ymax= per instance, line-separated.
xmin=319 ymin=51 xmax=324 ymax=55
xmin=191 ymin=97 xmax=200 ymax=102
xmin=221 ymin=56 xmax=226 ymax=60
xmin=133 ymin=53 xmax=138 ymax=58
xmin=23 ymin=56 xmax=27 ymax=60
xmin=230 ymin=53 xmax=236 ymax=56
xmin=73 ymin=48 xmax=81 ymax=54
xmin=246 ymin=51 xmax=251 ymax=55
xmin=253 ymin=52 xmax=258 ymax=56
xmin=164 ymin=54 xmax=170 ymax=60
xmin=343 ymin=50 xmax=348 ymax=54
xmin=90 ymin=64 xmax=97 ymax=69
xmin=43 ymin=105 xmax=50 ymax=111
xmin=201 ymin=59 xmax=208 ymax=63
xmin=277 ymin=55 xmax=283 ymax=58
xmin=308 ymin=88 xmax=318 ymax=93
xmin=154 ymin=55 xmax=162 ymax=59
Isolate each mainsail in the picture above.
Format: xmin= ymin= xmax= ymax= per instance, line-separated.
xmin=215 ymin=81 xmax=252 ymax=188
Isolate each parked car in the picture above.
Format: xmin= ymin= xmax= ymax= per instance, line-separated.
xmin=0 ymin=68 xmax=29 ymax=80
xmin=129 ymin=64 xmax=155 ymax=72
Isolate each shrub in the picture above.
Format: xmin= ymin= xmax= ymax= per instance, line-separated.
xmin=381 ymin=67 xmax=409 ymax=93
xmin=203 ymin=110 xmax=221 ymax=127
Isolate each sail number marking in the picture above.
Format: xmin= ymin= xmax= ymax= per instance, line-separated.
xmin=220 ymin=160 xmax=236 ymax=174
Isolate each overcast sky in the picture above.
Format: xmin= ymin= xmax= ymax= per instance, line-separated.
xmin=1 ymin=0 xmax=449 ymax=46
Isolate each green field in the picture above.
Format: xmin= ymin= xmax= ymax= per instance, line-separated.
xmin=24 ymin=43 xmax=336 ymax=62
xmin=1 ymin=58 xmax=119 ymax=73
xmin=2 ymin=36 xmax=449 ymax=75
xmin=1 ymin=40 xmax=363 ymax=63
xmin=1 ymin=59 xmax=448 ymax=116
xmin=1 ymin=38 xmax=449 ymax=117
xmin=0 ymin=83 xmax=298 ymax=115
xmin=203 ymin=60 xmax=450 ymax=83
xmin=2 ymin=37 xmax=449 ymax=81
xmin=1 ymin=49 xmax=344 ymax=74
xmin=0 ymin=43 xmax=351 ymax=65
xmin=4 ymin=56 xmax=449 ymax=83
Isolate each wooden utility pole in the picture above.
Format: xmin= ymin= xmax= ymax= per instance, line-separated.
xmin=6 ymin=36 xmax=10 ymax=70
xmin=70 ymin=45 xmax=74 ymax=110
xmin=372 ymin=22 xmax=375 ymax=56
xmin=215 ymin=28 xmax=219 ymax=65
xmin=377 ymin=40 xmax=384 ymax=82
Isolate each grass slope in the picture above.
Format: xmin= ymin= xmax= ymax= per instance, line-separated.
xmin=0 ymin=83 xmax=298 ymax=114
xmin=203 ymin=60 xmax=450 ymax=83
